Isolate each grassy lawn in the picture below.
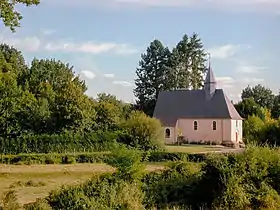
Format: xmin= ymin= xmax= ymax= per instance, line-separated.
xmin=165 ymin=144 xmax=224 ymax=153
xmin=0 ymin=163 xmax=165 ymax=206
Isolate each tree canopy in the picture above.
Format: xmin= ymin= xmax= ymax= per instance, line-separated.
xmin=0 ymin=0 xmax=40 ymax=32
xmin=0 ymin=43 xmax=166 ymax=153
xmin=241 ymin=84 xmax=275 ymax=109
xmin=134 ymin=33 xmax=207 ymax=116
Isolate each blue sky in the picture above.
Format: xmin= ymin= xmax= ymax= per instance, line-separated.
xmin=0 ymin=0 xmax=279 ymax=102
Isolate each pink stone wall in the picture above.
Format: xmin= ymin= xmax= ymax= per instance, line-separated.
xmin=164 ymin=121 xmax=178 ymax=144
xmin=163 ymin=118 xmax=243 ymax=144
xmin=177 ymin=119 xmax=224 ymax=144
xmin=230 ymin=119 xmax=243 ymax=142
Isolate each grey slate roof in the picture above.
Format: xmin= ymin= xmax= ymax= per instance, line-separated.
xmin=153 ymin=89 xmax=243 ymax=126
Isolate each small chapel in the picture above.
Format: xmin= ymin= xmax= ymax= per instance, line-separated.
xmin=153 ymin=62 xmax=243 ymax=147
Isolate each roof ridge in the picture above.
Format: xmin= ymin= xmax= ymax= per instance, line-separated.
xmin=221 ymin=90 xmax=243 ymax=120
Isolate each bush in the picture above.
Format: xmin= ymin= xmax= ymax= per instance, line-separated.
xmin=46 ymin=175 xmax=144 ymax=210
xmin=0 ymin=151 xmax=206 ymax=165
xmin=105 ymin=145 xmax=145 ymax=181
xmin=243 ymin=109 xmax=280 ymax=146
xmin=22 ymin=146 xmax=280 ymax=209
xmin=118 ymin=111 xmax=164 ymax=151
xmin=142 ymin=161 xmax=202 ymax=209
xmin=192 ymin=146 xmax=280 ymax=209
xmin=145 ymin=151 xmax=206 ymax=163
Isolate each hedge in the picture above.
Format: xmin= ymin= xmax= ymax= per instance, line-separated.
xmin=0 ymin=152 xmax=207 ymax=165
xmin=0 ymin=131 xmax=119 ymax=154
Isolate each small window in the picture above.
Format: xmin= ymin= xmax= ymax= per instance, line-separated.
xmin=165 ymin=128 xmax=171 ymax=138
xmin=194 ymin=121 xmax=198 ymax=130
xmin=213 ymin=121 xmax=217 ymax=130
xmin=236 ymin=120 xmax=238 ymax=127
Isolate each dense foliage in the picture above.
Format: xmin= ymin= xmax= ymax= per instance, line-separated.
xmin=235 ymin=84 xmax=280 ymax=146
xmin=134 ymin=34 xmax=207 ymax=116
xmin=0 ymin=151 xmax=206 ymax=165
xmin=23 ymin=146 xmax=280 ymax=209
xmin=0 ymin=44 xmax=164 ymax=153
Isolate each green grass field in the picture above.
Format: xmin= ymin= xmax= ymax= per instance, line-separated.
xmin=0 ymin=145 xmax=227 ymax=206
xmin=165 ymin=144 xmax=224 ymax=153
xmin=0 ymin=163 xmax=165 ymax=206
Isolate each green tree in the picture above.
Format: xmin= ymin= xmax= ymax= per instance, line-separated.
xmin=52 ymin=80 xmax=95 ymax=133
xmin=234 ymin=97 xmax=262 ymax=119
xmin=134 ymin=40 xmax=171 ymax=116
xmin=0 ymin=44 xmax=28 ymax=88
xmin=0 ymin=0 xmax=40 ymax=32
xmin=119 ymin=111 xmax=164 ymax=151
xmin=272 ymin=91 xmax=280 ymax=119
xmin=26 ymin=58 xmax=94 ymax=133
xmin=0 ymin=71 xmax=22 ymax=137
xmin=16 ymin=90 xmax=49 ymax=134
xmin=169 ymin=33 xmax=207 ymax=89
xmin=28 ymin=58 xmax=86 ymax=95
xmin=94 ymin=101 xmax=121 ymax=131
xmin=241 ymin=84 xmax=275 ymax=109
xmin=96 ymin=93 xmax=132 ymax=121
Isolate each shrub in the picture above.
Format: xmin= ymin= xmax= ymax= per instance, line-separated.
xmin=142 ymin=161 xmax=202 ymax=209
xmin=105 ymin=145 xmax=145 ymax=181
xmin=0 ymin=151 xmax=207 ymax=165
xmin=146 ymin=151 xmax=206 ymax=163
xmin=118 ymin=111 xmax=164 ymax=151
xmin=46 ymin=175 xmax=144 ymax=210
xmin=192 ymin=146 xmax=280 ymax=209
xmin=20 ymin=146 xmax=280 ymax=209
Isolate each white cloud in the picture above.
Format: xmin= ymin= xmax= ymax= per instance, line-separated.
xmin=45 ymin=41 xmax=137 ymax=55
xmin=115 ymin=0 xmax=280 ymax=13
xmin=242 ymin=78 xmax=265 ymax=83
xmin=0 ymin=35 xmax=41 ymax=52
xmin=216 ymin=76 xmax=235 ymax=89
xmin=0 ymin=33 xmax=137 ymax=55
xmin=80 ymin=70 xmax=96 ymax=80
xmin=45 ymin=0 xmax=280 ymax=14
xmin=41 ymin=29 xmax=56 ymax=35
xmin=112 ymin=80 xmax=134 ymax=87
xmin=235 ymin=65 xmax=267 ymax=74
xmin=103 ymin=73 xmax=115 ymax=78
xmin=208 ymin=45 xmax=239 ymax=59
xmin=216 ymin=76 xmax=234 ymax=84
xmin=114 ymin=0 xmax=194 ymax=7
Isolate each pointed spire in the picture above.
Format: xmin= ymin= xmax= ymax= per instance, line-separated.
xmin=204 ymin=53 xmax=217 ymax=100
xmin=208 ymin=52 xmax=211 ymax=69
xmin=204 ymin=53 xmax=216 ymax=84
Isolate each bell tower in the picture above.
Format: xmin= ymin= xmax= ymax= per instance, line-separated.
xmin=204 ymin=53 xmax=217 ymax=100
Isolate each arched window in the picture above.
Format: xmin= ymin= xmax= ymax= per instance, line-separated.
xmin=194 ymin=121 xmax=198 ymax=130
xmin=213 ymin=121 xmax=217 ymax=130
xmin=165 ymin=128 xmax=171 ymax=138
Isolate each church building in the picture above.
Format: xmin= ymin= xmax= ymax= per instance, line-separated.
xmin=153 ymin=63 xmax=243 ymax=147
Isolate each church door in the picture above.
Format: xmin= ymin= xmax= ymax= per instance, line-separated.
xmin=236 ymin=132 xmax=238 ymax=142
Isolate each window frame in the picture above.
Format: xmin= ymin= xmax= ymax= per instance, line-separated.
xmin=212 ymin=121 xmax=217 ymax=130
xmin=194 ymin=121 xmax=198 ymax=130
xmin=165 ymin=128 xmax=171 ymax=138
